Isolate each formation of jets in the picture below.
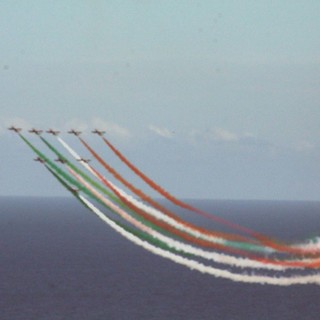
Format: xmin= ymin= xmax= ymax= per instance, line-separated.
xmin=8 ymin=126 xmax=107 ymax=136
xmin=7 ymin=125 xmax=118 ymax=198
xmin=8 ymin=126 xmax=104 ymax=166
xmin=8 ymin=126 xmax=100 ymax=195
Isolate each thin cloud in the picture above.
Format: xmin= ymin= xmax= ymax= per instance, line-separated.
xmin=189 ymin=127 xmax=240 ymax=143
xmin=186 ymin=127 xmax=274 ymax=149
xmin=293 ymin=140 xmax=315 ymax=152
xmin=148 ymin=125 xmax=174 ymax=138
xmin=208 ymin=127 xmax=239 ymax=142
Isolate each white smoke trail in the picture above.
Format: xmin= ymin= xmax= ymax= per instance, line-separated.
xmin=294 ymin=237 xmax=320 ymax=252
xmin=78 ymin=194 xmax=320 ymax=286
xmin=69 ymin=166 xmax=320 ymax=272
xmin=57 ymin=137 xmax=96 ymax=175
xmin=57 ymin=137 xmax=271 ymax=252
xmin=109 ymin=181 xmax=270 ymax=252
xmin=58 ymin=136 xmax=320 ymax=269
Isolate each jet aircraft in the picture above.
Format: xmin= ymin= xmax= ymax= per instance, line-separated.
xmin=55 ymin=158 xmax=67 ymax=164
xmin=70 ymin=186 xmax=79 ymax=194
xmin=46 ymin=129 xmax=60 ymax=136
xmin=29 ymin=128 xmax=43 ymax=135
xmin=34 ymin=157 xmax=46 ymax=163
xmin=77 ymin=158 xmax=91 ymax=163
xmin=68 ymin=129 xmax=81 ymax=136
xmin=8 ymin=126 xmax=22 ymax=133
xmin=92 ymin=129 xmax=106 ymax=136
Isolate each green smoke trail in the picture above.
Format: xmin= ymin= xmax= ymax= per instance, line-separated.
xmin=58 ymin=136 xmax=270 ymax=254
xmin=18 ymin=133 xmax=320 ymax=269
xmin=19 ymin=134 xmax=88 ymax=193
xmin=19 ymin=133 xmax=183 ymax=251
xmin=51 ymin=166 xmax=191 ymax=255
xmin=19 ymin=134 xmax=285 ymax=256
xmin=40 ymin=135 xmax=180 ymax=238
xmin=40 ymin=136 xmax=120 ymax=203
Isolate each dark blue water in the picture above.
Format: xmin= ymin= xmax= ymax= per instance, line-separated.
xmin=0 ymin=197 xmax=319 ymax=320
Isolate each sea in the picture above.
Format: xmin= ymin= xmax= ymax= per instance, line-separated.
xmin=0 ymin=196 xmax=319 ymax=320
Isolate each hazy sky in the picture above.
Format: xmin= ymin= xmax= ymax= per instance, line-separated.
xmin=1 ymin=1 xmax=319 ymax=200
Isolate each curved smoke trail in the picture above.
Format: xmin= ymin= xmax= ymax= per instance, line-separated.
xmin=84 ymin=136 xmax=320 ymax=257
xmin=78 ymin=137 xmax=265 ymax=245
xmin=56 ymin=137 xmax=320 ymax=269
xmin=13 ymin=131 xmax=320 ymax=285
xmin=69 ymin=165 xmax=320 ymax=271
xmin=44 ymin=142 xmax=285 ymax=271
xmin=19 ymin=133 xmax=190 ymax=255
xmin=79 ymin=195 xmax=320 ymax=286
xmin=100 ymin=136 xmax=259 ymax=236
xmin=58 ymin=136 xmax=271 ymax=254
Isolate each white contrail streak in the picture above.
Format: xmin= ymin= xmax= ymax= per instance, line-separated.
xmin=57 ymin=137 xmax=270 ymax=252
xmin=78 ymin=194 xmax=320 ymax=286
xmin=69 ymin=167 xmax=282 ymax=270
xmin=58 ymin=137 xmax=320 ymax=270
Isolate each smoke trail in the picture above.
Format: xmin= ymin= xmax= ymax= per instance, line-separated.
xmin=67 ymin=158 xmax=320 ymax=270
xmin=68 ymin=165 xmax=255 ymax=256
xmin=108 ymin=181 xmax=320 ymax=269
xmin=24 ymin=133 xmax=320 ymax=267
xmin=40 ymin=136 xmax=121 ymax=204
xmin=79 ymin=194 xmax=320 ymax=286
xmin=58 ymin=136 xmax=272 ymax=254
xmin=97 ymin=135 xmax=320 ymax=257
xmin=17 ymin=132 xmax=131 ymax=224
xmin=19 ymin=133 xmax=186 ymax=255
xmin=44 ymin=150 xmax=284 ymax=270
xmin=16 ymin=132 xmax=320 ymax=281
xmin=100 ymin=136 xmax=258 ymax=234
xmin=78 ymin=136 xmax=260 ymax=245
xmin=107 ymin=181 xmax=270 ymax=253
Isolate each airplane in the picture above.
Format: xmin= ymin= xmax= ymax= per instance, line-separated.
xmin=68 ymin=129 xmax=81 ymax=136
xmin=8 ymin=125 xmax=22 ymax=133
xmin=46 ymin=129 xmax=60 ymax=136
xmin=92 ymin=129 xmax=106 ymax=136
xmin=28 ymin=128 xmax=43 ymax=135
xmin=34 ymin=157 xmax=46 ymax=163
xmin=77 ymin=158 xmax=91 ymax=163
xmin=55 ymin=158 xmax=67 ymax=164
xmin=70 ymin=186 xmax=79 ymax=194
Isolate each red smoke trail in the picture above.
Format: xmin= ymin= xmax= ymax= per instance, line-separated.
xmin=78 ymin=196 xmax=320 ymax=286
xmin=89 ymin=165 xmax=320 ymax=268
xmin=61 ymin=137 xmax=319 ymax=267
xmin=79 ymin=137 xmax=258 ymax=245
xmin=101 ymin=137 xmax=263 ymax=235
xmin=59 ymin=136 xmax=278 ymax=255
xmin=98 ymin=136 xmax=319 ymax=257
xmin=88 ymin=165 xmax=258 ymax=256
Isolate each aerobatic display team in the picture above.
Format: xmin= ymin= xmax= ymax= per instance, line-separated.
xmin=8 ymin=126 xmax=320 ymax=286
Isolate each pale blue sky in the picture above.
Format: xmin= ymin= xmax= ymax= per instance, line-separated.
xmin=0 ymin=1 xmax=319 ymax=200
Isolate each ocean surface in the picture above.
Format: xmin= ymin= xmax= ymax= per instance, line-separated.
xmin=0 ymin=196 xmax=319 ymax=320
